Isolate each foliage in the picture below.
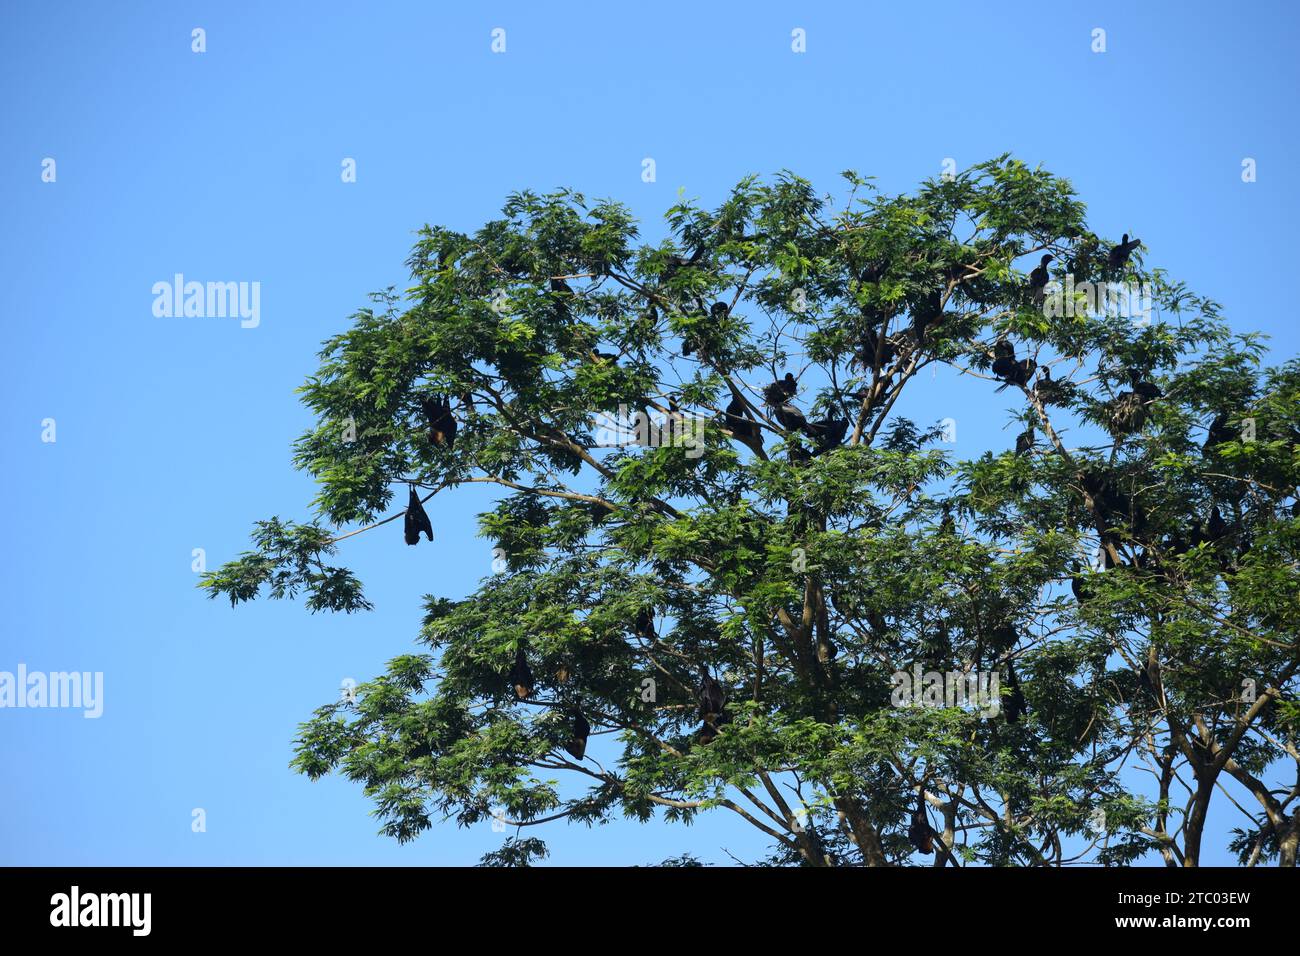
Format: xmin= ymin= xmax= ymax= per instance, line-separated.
xmin=203 ymin=158 xmax=1300 ymax=866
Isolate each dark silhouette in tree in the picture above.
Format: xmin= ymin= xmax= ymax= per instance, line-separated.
xmin=1108 ymin=233 xmax=1142 ymax=270
xmin=509 ymin=647 xmax=533 ymax=700
xmin=420 ymin=395 xmax=457 ymax=449
xmin=202 ymin=159 xmax=1300 ymax=867
xmin=563 ymin=706 xmax=590 ymax=760
xmin=1028 ymin=253 xmax=1053 ymax=305
xmin=402 ymin=485 xmax=433 ymax=545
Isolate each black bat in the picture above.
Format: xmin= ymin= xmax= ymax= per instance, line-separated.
xmin=403 ymin=486 xmax=433 ymax=545
xmin=1028 ymin=254 xmax=1053 ymax=300
xmin=1070 ymin=563 xmax=1088 ymax=602
xmin=1034 ymin=367 xmax=1068 ymax=406
xmin=803 ymin=417 xmax=849 ymax=454
xmin=697 ymin=673 xmax=726 ymax=720
xmin=1003 ymin=661 xmax=1027 ymax=724
xmin=696 ymin=670 xmax=728 ymax=745
xmin=421 ymin=395 xmax=457 ymax=448
xmin=509 ymin=647 xmax=533 ymax=700
xmin=908 ymin=793 xmax=935 ymax=854
xmin=724 ymin=394 xmax=761 ymax=442
xmin=634 ymin=608 xmax=657 ymax=641
xmin=992 ymin=341 xmax=1037 ymax=390
xmin=854 ymin=334 xmax=897 ymax=371
xmin=774 ymin=402 xmax=807 ymax=432
xmin=912 ymin=289 xmax=943 ymax=343
xmin=564 ymin=707 xmax=591 ymax=760
xmin=1108 ymin=234 xmax=1141 ymax=270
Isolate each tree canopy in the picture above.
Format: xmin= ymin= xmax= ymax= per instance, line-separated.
xmin=202 ymin=157 xmax=1300 ymax=866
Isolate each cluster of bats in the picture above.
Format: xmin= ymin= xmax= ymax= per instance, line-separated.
xmin=1005 ymin=232 xmax=1143 ymax=385
xmin=503 ymin=613 xmax=729 ymax=762
xmin=998 ymin=235 xmax=1159 ymax=462
xmin=508 ymin=648 xmax=590 ymax=759
xmin=396 ymin=227 xmax=1236 ymax=798
xmin=379 ymin=230 xmax=1299 ymax=862
xmin=1027 ymin=232 xmax=1142 ymax=301
xmin=728 ymin=373 xmax=852 ymax=457
xmin=400 ymin=232 xmax=1146 ymax=538
xmin=715 ymin=235 xmax=1146 ymax=458
xmin=403 ymin=395 xmax=458 ymax=545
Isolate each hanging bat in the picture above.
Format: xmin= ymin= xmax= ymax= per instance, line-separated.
xmin=634 ymin=608 xmax=657 ymax=641
xmin=697 ymin=672 xmax=726 ymax=721
xmin=421 ymin=395 xmax=457 ymax=448
xmin=563 ymin=707 xmax=590 ymax=760
xmin=1004 ymin=661 xmax=1027 ymax=724
xmin=696 ymin=669 xmax=728 ymax=744
xmin=403 ymin=486 xmax=433 ymax=545
xmin=908 ymin=792 xmax=935 ymax=854
xmin=509 ymin=647 xmax=533 ymax=700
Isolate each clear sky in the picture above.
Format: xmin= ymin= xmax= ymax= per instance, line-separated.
xmin=1 ymin=1 xmax=1296 ymax=866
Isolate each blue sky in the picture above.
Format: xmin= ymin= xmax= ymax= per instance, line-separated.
xmin=1 ymin=1 xmax=1296 ymax=865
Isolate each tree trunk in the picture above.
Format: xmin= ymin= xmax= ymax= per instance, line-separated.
xmin=1279 ymin=810 xmax=1300 ymax=867
xmin=834 ymin=796 xmax=889 ymax=866
xmin=1182 ymin=781 xmax=1214 ymax=867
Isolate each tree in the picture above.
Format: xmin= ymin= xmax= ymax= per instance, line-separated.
xmin=202 ymin=157 xmax=1300 ymax=866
